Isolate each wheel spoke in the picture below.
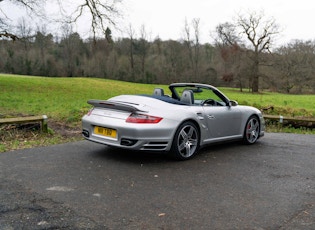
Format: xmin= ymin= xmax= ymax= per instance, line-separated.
xmin=176 ymin=124 xmax=199 ymax=158
xmin=252 ymin=121 xmax=259 ymax=131
xmin=187 ymin=127 xmax=194 ymax=137
xmin=189 ymin=139 xmax=198 ymax=147
xmin=184 ymin=143 xmax=191 ymax=156
xmin=178 ymin=141 xmax=186 ymax=152
xmin=179 ymin=129 xmax=188 ymax=139
xmin=245 ymin=117 xmax=259 ymax=143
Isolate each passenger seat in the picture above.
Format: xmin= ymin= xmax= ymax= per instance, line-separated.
xmin=153 ymin=88 xmax=164 ymax=96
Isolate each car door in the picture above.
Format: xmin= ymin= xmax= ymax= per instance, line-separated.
xmin=202 ymin=104 xmax=242 ymax=139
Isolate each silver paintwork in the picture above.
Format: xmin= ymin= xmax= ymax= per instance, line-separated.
xmin=82 ymin=83 xmax=265 ymax=156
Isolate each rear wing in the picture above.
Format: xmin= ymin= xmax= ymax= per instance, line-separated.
xmin=87 ymin=99 xmax=147 ymax=113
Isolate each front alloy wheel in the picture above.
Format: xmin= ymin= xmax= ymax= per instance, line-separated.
xmin=243 ymin=115 xmax=260 ymax=144
xmin=171 ymin=121 xmax=199 ymax=160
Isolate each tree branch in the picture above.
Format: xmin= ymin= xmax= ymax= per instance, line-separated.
xmin=69 ymin=0 xmax=121 ymax=40
xmin=0 ymin=31 xmax=19 ymax=40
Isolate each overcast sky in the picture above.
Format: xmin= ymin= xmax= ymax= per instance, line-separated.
xmin=122 ymin=0 xmax=315 ymax=45
xmin=1 ymin=0 xmax=314 ymax=46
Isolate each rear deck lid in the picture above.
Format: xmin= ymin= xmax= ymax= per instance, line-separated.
xmin=88 ymin=99 xmax=147 ymax=113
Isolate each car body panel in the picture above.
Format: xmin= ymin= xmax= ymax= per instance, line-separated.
xmin=203 ymin=106 xmax=242 ymax=138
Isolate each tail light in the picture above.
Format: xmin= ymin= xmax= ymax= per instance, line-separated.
xmin=126 ymin=113 xmax=163 ymax=124
xmin=87 ymin=108 xmax=94 ymax=116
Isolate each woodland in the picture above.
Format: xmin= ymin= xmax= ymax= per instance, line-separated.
xmin=1 ymin=0 xmax=315 ymax=94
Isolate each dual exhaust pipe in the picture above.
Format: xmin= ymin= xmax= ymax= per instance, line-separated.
xmin=82 ymin=130 xmax=89 ymax=138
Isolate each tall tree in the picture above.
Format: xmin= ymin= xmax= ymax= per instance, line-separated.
xmin=215 ymin=22 xmax=246 ymax=91
xmin=183 ymin=18 xmax=201 ymax=81
xmin=138 ymin=24 xmax=150 ymax=82
xmin=237 ymin=10 xmax=279 ymax=92
xmin=215 ymin=11 xmax=279 ymax=92
xmin=275 ymin=40 xmax=315 ymax=93
xmin=59 ymin=25 xmax=86 ymax=77
xmin=127 ymin=24 xmax=136 ymax=81
xmin=214 ymin=22 xmax=239 ymax=46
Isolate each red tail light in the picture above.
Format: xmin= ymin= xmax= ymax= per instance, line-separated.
xmin=126 ymin=113 xmax=163 ymax=123
xmin=87 ymin=108 xmax=94 ymax=116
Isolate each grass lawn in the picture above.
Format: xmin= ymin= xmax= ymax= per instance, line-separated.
xmin=0 ymin=74 xmax=162 ymax=123
xmin=1 ymin=74 xmax=314 ymax=152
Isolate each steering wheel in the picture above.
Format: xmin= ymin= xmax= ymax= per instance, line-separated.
xmin=202 ymin=99 xmax=216 ymax=106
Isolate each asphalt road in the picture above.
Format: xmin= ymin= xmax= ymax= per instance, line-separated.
xmin=0 ymin=133 xmax=314 ymax=230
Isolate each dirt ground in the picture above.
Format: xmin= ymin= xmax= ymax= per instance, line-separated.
xmin=0 ymin=120 xmax=82 ymax=152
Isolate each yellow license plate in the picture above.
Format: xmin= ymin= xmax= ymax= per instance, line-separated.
xmin=94 ymin=126 xmax=117 ymax=138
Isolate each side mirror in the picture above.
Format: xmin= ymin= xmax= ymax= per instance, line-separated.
xmin=229 ymin=100 xmax=238 ymax=106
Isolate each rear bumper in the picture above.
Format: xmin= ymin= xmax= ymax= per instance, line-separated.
xmin=82 ymin=115 xmax=177 ymax=151
xmin=82 ymin=132 xmax=172 ymax=151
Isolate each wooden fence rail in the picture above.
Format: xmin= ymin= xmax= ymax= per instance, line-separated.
xmin=0 ymin=115 xmax=48 ymax=132
xmin=263 ymin=115 xmax=315 ymax=128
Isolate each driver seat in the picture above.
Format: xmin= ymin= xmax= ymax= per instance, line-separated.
xmin=180 ymin=90 xmax=194 ymax=105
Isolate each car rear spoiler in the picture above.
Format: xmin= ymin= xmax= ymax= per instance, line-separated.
xmin=87 ymin=99 xmax=147 ymax=113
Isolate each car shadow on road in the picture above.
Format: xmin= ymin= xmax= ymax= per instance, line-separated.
xmin=88 ymin=140 xmax=246 ymax=165
xmin=90 ymin=146 xmax=171 ymax=164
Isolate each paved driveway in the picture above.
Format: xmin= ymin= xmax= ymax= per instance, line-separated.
xmin=0 ymin=133 xmax=314 ymax=229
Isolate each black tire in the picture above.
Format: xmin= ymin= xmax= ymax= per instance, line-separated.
xmin=170 ymin=121 xmax=199 ymax=160
xmin=243 ymin=115 xmax=260 ymax=144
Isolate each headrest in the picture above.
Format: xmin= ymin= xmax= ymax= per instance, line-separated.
xmin=180 ymin=90 xmax=194 ymax=104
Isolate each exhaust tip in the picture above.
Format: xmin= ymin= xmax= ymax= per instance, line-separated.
xmin=121 ymin=138 xmax=137 ymax=146
xmin=82 ymin=130 xmax=89 ymax=138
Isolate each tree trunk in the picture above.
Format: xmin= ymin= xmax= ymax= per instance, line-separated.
xmin=251 ymin=52 xmax=259 ymax=92
xmin=252 ymin=73 xmax=259 ymax=92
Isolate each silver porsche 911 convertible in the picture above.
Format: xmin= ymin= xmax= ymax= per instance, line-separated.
xmin=82 ymin=83 xmax=265 ymax=160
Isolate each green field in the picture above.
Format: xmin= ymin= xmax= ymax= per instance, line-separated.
xmin=0 ymin=74 xmax=163 ymax=123
xmin=222 ymin=88 xmax=315 ymax=118
xmin=1 ymin=74 xmax=314 ymax=152
xmin=1 ymin=74 xmax=315 ymax=122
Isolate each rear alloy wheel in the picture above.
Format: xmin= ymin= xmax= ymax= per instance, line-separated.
xmin=243 ymin=115 xmax=260 ymax=144
xmin=171 ymin=121 xmax=199 ymax=160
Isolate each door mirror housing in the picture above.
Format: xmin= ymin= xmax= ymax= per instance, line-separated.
xmin=229 ymin=100 xmax=238 ymax=107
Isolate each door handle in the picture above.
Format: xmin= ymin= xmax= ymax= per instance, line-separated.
xmin=207 ymin=115 xmax=215 ymax=119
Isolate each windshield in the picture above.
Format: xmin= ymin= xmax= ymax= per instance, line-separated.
xmin=171 ymin=85 xmax=228 ymax=106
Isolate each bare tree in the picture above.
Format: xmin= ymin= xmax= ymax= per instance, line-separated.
xmin=236 ymin=10 xmax=280 ymax=92
xmin=0 ymin=0 xmax=122 ymax=40
xmin=138 ymin=24 xmax=150 ymax=82
xmin=58 ymin=0 xmax=122 ymax=41
xmin=192 ymin=18 xmax=201 ymax=81
xmin=1 ymin=0 xmax=45 ymax=39
xmin=215 ymin=11 xmax=279 ymax=92
xmin=126 ymin=24 xmax=136 ymax=81
xmin=214 ymin=22 xmax=239 ymax=46
xmin=275 ymin=40 xmax=315 ymax=93
xmin=183 ymin=18 xmax=201 ymax=81
xmin=214 ymin=22 xmax=246 ymax=91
